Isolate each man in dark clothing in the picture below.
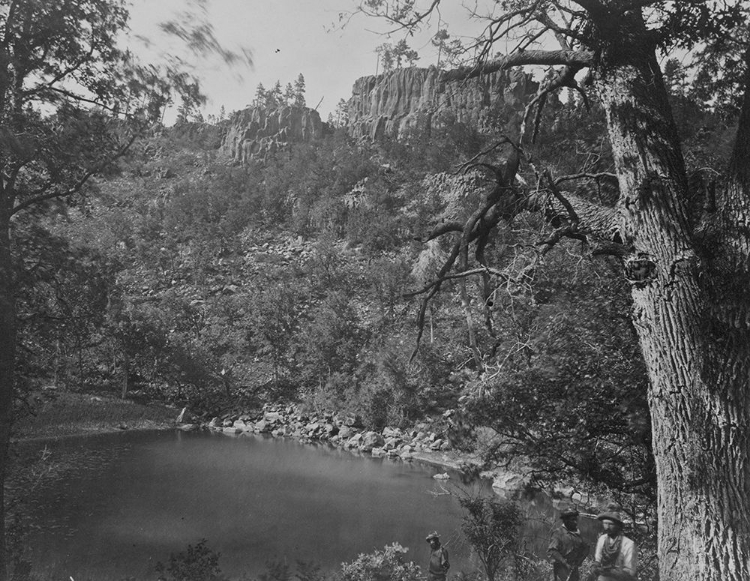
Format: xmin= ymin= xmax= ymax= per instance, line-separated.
xmin=425 ymin=531 xmax=450 ymax=581
xmin=548 ymin=505 xmax=589 ymax=581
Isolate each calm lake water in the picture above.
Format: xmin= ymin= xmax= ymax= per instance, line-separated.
xmin=15 ymin=430 xmax=579 ymax=580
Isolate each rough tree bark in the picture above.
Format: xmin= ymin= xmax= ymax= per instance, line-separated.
xmin=0 ymin=212 xmax=14 ymax=581
xmin=588 ymin=14 xmax=750 ymax=580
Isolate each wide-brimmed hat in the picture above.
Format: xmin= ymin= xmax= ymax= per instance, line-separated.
xmin=597 ymin=507 xmax=624 ymax=527
xmin=425 ymin=531 xmax=440 ymax=542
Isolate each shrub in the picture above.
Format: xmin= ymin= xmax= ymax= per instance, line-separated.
xmin=156 ymin=539 xmax=229 ymax=581
xmin=340 ymin=543 xmax=423 ymax=581
xmin=459 ymin=497 xmax=523 ymax=581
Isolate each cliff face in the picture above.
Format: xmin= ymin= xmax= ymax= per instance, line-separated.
xmin=222 ymin=67 xmax=536 ymax=162
xmin=222 ymin=105 xmax=325 ymax=164
xmin=347 ymin=67 xmax=537 ymax=140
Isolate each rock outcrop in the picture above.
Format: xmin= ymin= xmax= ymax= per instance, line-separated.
xmin=347 ymin=66 xmax=537 ymax=140
xmin=222 ymin=105 xmax=325 ymax=164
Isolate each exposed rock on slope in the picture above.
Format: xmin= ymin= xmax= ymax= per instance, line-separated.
xmin=347 ymin=66 xmax=537 ymax=140
xmin=222 ymin=105 xmax=325 ymax=164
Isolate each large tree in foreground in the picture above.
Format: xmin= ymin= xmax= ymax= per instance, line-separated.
xmin=353 ymin=1 xmax=750 ymax=580
xmin=0 ymin=2 xmax=250 ymax=579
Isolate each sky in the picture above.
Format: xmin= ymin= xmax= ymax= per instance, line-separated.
xmin=126 ymin=0 xmax=490 ymax=123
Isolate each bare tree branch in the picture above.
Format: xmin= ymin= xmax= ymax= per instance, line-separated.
xmin=440 ymin=49 xmax=594 ymax=83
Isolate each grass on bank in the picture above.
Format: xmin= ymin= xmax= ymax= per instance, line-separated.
xmin=12 ymin=389 xmax=179 ymax=440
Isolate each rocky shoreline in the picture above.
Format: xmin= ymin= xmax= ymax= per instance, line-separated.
xmin=178 ymin=403 xmax=593 ymax=507
xmin=185 ymin=404 xmax=610 ymax=516
xmin=182 ymin=404 xmax=468 ymax=464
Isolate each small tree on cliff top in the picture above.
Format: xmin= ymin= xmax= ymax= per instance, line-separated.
xmin=351 ymin=2 xmax=750 ymax=580
xmin=294 ymin=73 xmax=306 ymax=107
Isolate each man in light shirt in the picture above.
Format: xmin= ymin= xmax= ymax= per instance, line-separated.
xmin=593 ymin=506 xmax=637 ymax=581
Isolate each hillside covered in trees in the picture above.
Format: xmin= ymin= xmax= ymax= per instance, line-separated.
xmin=13 ymin=50 xmax=736 ymax=530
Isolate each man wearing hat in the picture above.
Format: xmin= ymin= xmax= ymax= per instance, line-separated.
xmin=425 ymin=531 xmax=450 ymax=581
xmin=547 ymin=504 xmax=589 ymax=581
xmin=592 ymin=506 xmax=637 ymax=581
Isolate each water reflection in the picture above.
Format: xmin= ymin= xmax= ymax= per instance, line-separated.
xmin=17 ymin=430 xmax=491 ymax=580
xmin=17 ymin=430 xmax=600 ymax=580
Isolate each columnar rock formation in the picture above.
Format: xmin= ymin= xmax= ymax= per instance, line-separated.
xmin=221 ymin=67 xmax=536 ymax=163
xmin=222 ymin=105 xmax=325 ymax=164
xmin=347 ymin=66 xmax=537 ymax=140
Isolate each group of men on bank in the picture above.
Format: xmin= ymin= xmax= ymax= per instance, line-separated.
xmin=426 ymin=505 xmax=636 ymax=581
xmin=548 ymin=505 xmax=637 ymax=581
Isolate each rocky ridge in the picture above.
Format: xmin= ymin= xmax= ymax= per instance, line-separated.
xmin=220 ymin=66 xmax=537 ymax=164
xmin=222 ymin=105 xmax=325 ymax=164
xmin=346 ymin=66 xmax=538 ymax=140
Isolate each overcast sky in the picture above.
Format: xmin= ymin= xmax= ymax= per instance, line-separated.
xmin=126 ymin=0 xmax=489 ymax=123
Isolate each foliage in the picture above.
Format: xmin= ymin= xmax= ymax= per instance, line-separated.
xmin=256 ymin=560 xmax=292 ymax=581
xmin=431 ymin=29 xmax=466 ymax=69
xmin=155 ymin=539 xmax=229 ymax=581
xmin=253 ymin=74 xmax=307 ymax=109
xmin=340 ymin=543 xmax=422 ymax=581
xmin=459 ymin=496 xmax=525 ymax=581
xmin=13 ymin=223 xmax=114 ymax=392
xmin=461 ymin=249 xmax=656 ymax=510
xmin=11 ymin=391 xmax=175 ymax=439
xmin=298 ymin=291 xmax=367 ymax=387
xmin=376 ymin=40 xmax=419 ymax=72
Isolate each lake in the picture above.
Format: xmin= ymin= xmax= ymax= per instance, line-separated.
xmin=14 ymin=429 xmax=579 ymax=580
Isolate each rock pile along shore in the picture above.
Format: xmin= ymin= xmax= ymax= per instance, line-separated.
xmin=189 ymin=404 xmax=455 ymax=462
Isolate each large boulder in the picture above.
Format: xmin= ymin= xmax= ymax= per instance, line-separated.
xmin=382 ymin=426 xmax=402 ymax=438
xmin=345 ymin=433 xmax=364 ymax=450
xmin=361 ymin=431 xmax=386 ymax=451
xmin=264 ymin=411 xmax=284 ymax=424
xmin=492 ymin=471 xmax=535 ymax=500
xmin=338 ymin=426 xmax=356 ymax=440
xmin=342 ymin=414 xmax=364 ymax=428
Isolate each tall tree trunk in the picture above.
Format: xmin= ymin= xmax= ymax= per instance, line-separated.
xmin=460 ymin=278 xmax=484 ymax=372
xmin=0 ymin=212 xmax=16 ymax=581
xmin=121 ymin=349 xmax=129 ymax=400
xmin=593 ymin=18 xmax=750 ymax=581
